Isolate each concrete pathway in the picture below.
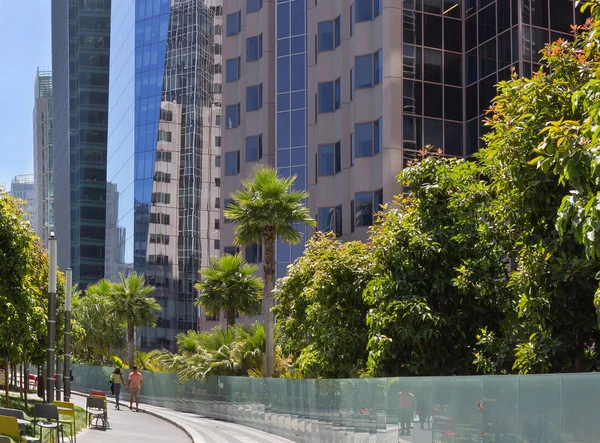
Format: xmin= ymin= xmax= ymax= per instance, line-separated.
xmin=69 ymin=394 xmax=191 ymax=443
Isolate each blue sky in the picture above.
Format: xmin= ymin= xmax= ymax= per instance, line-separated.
xmin=0 ymin=1 xmax=52 ymax=188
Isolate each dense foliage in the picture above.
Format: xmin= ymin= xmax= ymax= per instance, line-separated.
xmin=157 ymin=324 xmax=265 ymax=382
xmin=274 ymin=233 xmax=372 ymax=378
xmin=275 ymin=2 xmax=600 ymax=377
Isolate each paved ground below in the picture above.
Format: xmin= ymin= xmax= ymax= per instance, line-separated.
xmin=69 ymin=394 xmax=191 ymax=443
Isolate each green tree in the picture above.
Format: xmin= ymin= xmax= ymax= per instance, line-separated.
xmin=224 ymin=166 xmax=315 ymax=376
xmin=364 ymin=153 xmax=512 ymax=376
xmin=274 ymin=233 xmax=373 ymax=378
xmin=72 ymin=281 xmax=126 ymax=365
xmin=478 ymin=12 xmax=600 ymax=372
xmin=108 ymin=273 xmax=160 ymax=369
xmin=157 ymin=324 xmax=265 ymax=382
xmin=195 ymin=254 xmax=263 ymax=327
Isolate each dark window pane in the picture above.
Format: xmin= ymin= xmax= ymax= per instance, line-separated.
xmin=403 ymin=80 xmax=422 ymax=115
xmin=444 ymin=52 xmax=462 ymax=86
xmin=550 ymin=0 xmax=574 ymax=34
xmin=479 ymin=38 xmax=496 ymax=78
xmin=318 ymin=207 xmax=334 ymax=232
xmin=318 ymin=21 xmax=334 ymax=51
xmin=466 ymin=83 xmax=478 ymax=119
xmin=467 ymin=49 xmax=477 ymax=84
xmin=443 ymin=0 xmax=461 ymax=18
xmin=246 ymin=85 xmax=261 ymax=111
xmin=498 ymin=31 xmax=511 ymax=69
xmin=498 ymin=0 xmax=511 ymax=32
xmin=246 ymin=135 xmax=262 ymax=161
xmin=424 ymin=14 xmax=442 ymax=48
xmin=335 ymin=16 xmax=341 ymax=47
xmin=403 ymin=116 xmax=422 ymax=150
xmin=479 ymin=73 xmax=497 ymax=114
xmin=356 ymin=123 xmax=373 ymax=157
xmin=445 ymin=121 xmax=463 ymax=156
xmin=424 ymin=118 xmax=443 ymax=149
xmin=444 ymin=86 xmax=462 ymax=121
xmin=355 ymin=192 xmax=373 ymax=226
xmin=277 ymin=3 xmax=290 ymax=37
xmin=424 ymin=49 xmax=442 ymax=83
xmin=404 ymin=0 xmax=422 ymax=10
xmin=248 ymin=0 xmax=262 ymax=13
xmin=466 ymin=14 xmax=477 ymax=51
xmin=225 ymin=104 xmax=239 ymax=128
xmin=318 ymin=144 xmax=335 ymax=175
xmin=522 ymin=26 xmax=532 ymax=62
xmin=530 ymin=0 xmax=549 ymax=28
xmin=403 ymin=45 xmax=422 ymax=79
xmin=478 ymin=4 xmax=496 ymax=43
xmin=225 ymin=151 xmax=239 ymax=175
xmin=374 ymin=118 xmax=382 ymax=154
xmin=318 ymin=82 xmax=334 ymax=113
xmin=356 ymin=0 xmax=373 ymax=21
xmin=335 ymin=142 xmax=342 ymax=173
xmin=356 ymin=54 xmax=374 ymax=88
xmin=444 ymin=18 xmax=462 ymax=52
xmin=423 ymin=0 xmax=442 ymax=14
xmin=226 ymin=11 xmax=240 ymax=36
xmin=424 ymin=83 xmax=443 ymax=118
xmin=466 ymin=119 xmax=479 ymax=156
xmin=403 ymin=11 xmax=422 ymax=45
xmin=531 ymin=27 xmax=549 ymax=62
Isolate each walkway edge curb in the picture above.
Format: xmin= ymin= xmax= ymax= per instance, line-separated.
xmin=70 ymin=390 xmax=198 ymax=443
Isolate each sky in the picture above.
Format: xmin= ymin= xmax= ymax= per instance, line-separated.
xmin=0 ymin=1 xmax=52 ymax=189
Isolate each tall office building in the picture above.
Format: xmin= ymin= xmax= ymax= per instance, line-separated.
xmin=220 ymin=0 xmax=585 ymax=322
xmin=8 ymin=175 xmax=36 ymax=227
xmin=105 ymin=0 xmax=222 ymax=349
xmin=33 ymin=69 xmax=54 ymax=247
xmin=51 ymin=0 xmax=111 ymax=288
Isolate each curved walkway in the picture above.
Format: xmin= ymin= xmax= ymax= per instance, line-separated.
xmin=69 ymin=394 xmax=190 ymax=443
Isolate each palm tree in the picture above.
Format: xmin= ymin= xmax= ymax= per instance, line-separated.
xmin=108 ymin=272 xmax=161 ymax=368
xmin=195 ymin=254 xmax=263 ymax=327
xmin=224 ymin=166 xmax=315 ymax=376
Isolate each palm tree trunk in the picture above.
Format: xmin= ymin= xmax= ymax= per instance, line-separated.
xmin=225 ymin=308 xmax=236 ymax=327
xmin=128 ymin=323 xmax=135 ymax=369
xmin=263 ymin=231 xmax=276 ymax=377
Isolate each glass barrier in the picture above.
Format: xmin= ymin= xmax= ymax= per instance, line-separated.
xmin=71 ymin=364 xmax=600 ymax=442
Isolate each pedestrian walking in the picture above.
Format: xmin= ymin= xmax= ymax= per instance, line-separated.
xmin=399 ymin=389 xmax=415 ymax=436
xmin=109 ymin=367 xmax=125 ymax=410
xmin=126 ymin=365 xmax=143 ymax=412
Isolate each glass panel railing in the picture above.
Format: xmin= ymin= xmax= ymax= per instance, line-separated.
xmin=70 ymin=364 xmax=600 ymax=442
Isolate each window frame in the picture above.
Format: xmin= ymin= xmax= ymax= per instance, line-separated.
xmin=224 ymin=150 xmax=241 ymax=176
xmin=355 ymin=49 xmax=383 ymax=89
xmin=317 ymin=16 xmax=342 ymax=52
xmin=354 ymin=118 xmax=383 ymax=158
xmin=246 ymin=33 xmax=263 ymax=62
xmin=246 ymin=83 xmax=263 ymax=112
xmin=318 ymin=205 xmax=343 ymax=236
xmin=225 ymin=103 xmax=241 ymax=129
xmin=246 ymin=134 xmax=263 ymax=162
xmin=225 ymin=56 xmax=241 ymax=83
xmin=226 ymin=11 xmax=241 ymax=37
xmin=317 ymin=78 xmax=342 ymax=113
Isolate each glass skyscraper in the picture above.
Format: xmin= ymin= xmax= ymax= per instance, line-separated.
xmin=51 ymin=0 xmax=111 ymax=288
xmin=105 ymin=0 xmax=222 ymax=349
xmin=33 ymin=69 xmax=54 ymax=247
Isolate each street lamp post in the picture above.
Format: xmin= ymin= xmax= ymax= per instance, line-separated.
xmin=63 ymin=269 xmax=72 ymax=402
xmin=46 ymin=233 xmax=57 ymax=404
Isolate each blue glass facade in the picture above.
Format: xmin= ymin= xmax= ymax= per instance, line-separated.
xmin=106 ymin=0 xmax=218 ymax=349
xmin=275 ymin=0 xmax=308 ymax=278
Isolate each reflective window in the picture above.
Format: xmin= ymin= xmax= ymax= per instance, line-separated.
xmin=424 ymin=0 xmax=442 ymax=14
xmin=247 ymin=34 xmax=263 ymax=61
xmin=479 ymin=38 xmax=496 ymax=78
xmin=226 ymin=57 xmax=241 ymax=82
xmin=355 ymin=119 xmax=382 ymax=157
xmin=403 ymin=11 xmax=422 ymax=45
xmin=225 ymin=151 xmax=240 ymax=176
xmin=225 ymin=103 xmax=240 ymax=128
xmin=444 ymin=18 xmax=462 ymax=52
xmin=247 ymin=0 xmax=263 ymax=13
xmin=318 ymin=142 xmax=342 ymax=176
xmin=403 ymin=45 xmax=422 ymax=79
xmin=403 ymin=80 xmax=422 ymax=115
xmin=424 ymin=83 xmax=442 ymax=118
xmin=245 ymin=244 xmax=263 ymax=263
xmin=318 ymin=79 xmax=341 ymax=113
xmin=424 ymin=118 xmax=443 ymax=149
xmin=445 ymin=121 xmax=463 ymax=156
xmin=403 ymin=116 xmax=422 ymax=150
xmin=350 ymin=3 xmax=355 ymax=36
xmin=355 ymin=190 xmax=382 ymax=226
xmin=318 ymin=17 xmax=341 ymax=51
xmin=424 ymin=14 xmax=442 ymax=48
xmin=443 ymin=0 xmax=460 ymax=18
xmin=424 ymin=49 xmax=442 ymax=83
xmin=466 ymin=14 xmax=477 ymax=50
xmin=318 ymin=206 xmax=342 ymax=236
xmin=246 ymin=134 xmax=263 ymax=162
xmin=355 ymin=50 xmax=382 ymax=88
xmin=246 ymin=84 xmax=263 ymax=111
xmin=226 ymin=11 xmax=241 ymax=36
xmin=550 ymin=0 xmax=574 ymax=34
xmin=444 ymin=86 xmax=462 ymax=121
xmin=215 ymin=156 xmax=221 ymax=167
xmin=444 ymin=52 xmax=462 ymax=86
xmin=356 ymin=0 xmax=381 ymax=21
xmin=478 ymin=4 xmax=496 ymax=43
